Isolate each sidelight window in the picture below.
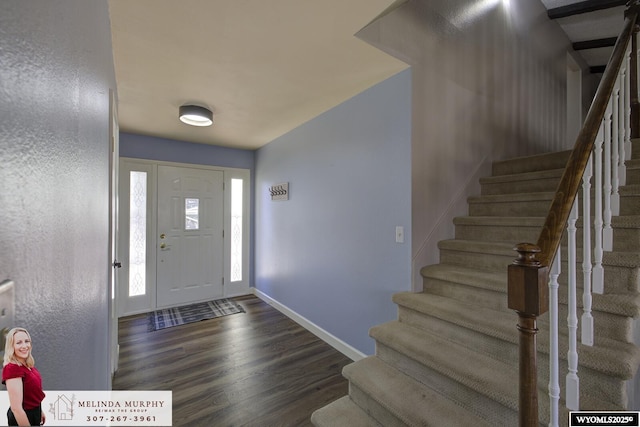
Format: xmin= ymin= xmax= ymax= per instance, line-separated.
xmin=129 ymin=171 xmax=147 ymax=297
xmin=230 ymin=178 xmax=243 ymax=282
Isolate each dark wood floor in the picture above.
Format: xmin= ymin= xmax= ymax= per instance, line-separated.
xmin=112 ymin=295 xmax=352 ymax=427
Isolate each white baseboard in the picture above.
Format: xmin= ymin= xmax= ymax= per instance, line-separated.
xmin=252 ymin=288 xmax=366 ymax=362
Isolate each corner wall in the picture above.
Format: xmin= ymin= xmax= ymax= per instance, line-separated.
xmin=0 ymin=0 xmax=116 ymax=389
xmin=357 ymin=0 xmax=577 ymax=285
xmin=255 ymin=69 xmax=412 ymax=355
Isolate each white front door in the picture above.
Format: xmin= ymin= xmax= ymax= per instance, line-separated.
xmin=156 ymin=165 xmax=224 ymax=308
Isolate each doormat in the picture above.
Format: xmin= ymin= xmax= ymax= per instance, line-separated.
xmin=147 ymin=298 xmax=245 ymax=331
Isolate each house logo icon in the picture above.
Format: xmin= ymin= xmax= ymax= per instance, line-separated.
xmin=50 ymin=394 xmax=74 ymax=421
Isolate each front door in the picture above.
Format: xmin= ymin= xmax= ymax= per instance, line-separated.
xmin=156 ymin=165 xmax=224 ymax=308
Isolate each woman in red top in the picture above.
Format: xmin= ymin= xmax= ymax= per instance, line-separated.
xmin=2 ymin=328 xmax=45 ymax=426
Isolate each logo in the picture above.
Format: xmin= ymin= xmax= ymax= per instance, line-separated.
xmin=49 ymin=393 xmax=75 ymax=421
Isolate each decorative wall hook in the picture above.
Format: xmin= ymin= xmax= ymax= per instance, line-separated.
xmin=269 ymin=182 xmax=289 ymax=201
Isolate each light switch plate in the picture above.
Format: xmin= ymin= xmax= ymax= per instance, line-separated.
xmin=0 ymin=280 xmax=15 ymax=357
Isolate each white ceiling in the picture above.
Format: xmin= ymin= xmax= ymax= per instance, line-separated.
xmin=108 ymin=0 xmax=409 ymax=149
xmin=539 ymin=0 xmax=626 ymax=69
xmin=109 ymin=0 xmax=625 ymax=150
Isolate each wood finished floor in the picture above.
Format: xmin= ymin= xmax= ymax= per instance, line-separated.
xmin=112 ymin=295 xmax=351 ymax=427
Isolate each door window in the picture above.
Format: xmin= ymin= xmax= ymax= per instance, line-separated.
xmin=185 ymin=198 xmax=200 ymax=230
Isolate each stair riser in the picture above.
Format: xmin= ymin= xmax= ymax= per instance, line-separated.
xmin=396 ymin=308 xmax=629 ymax=406
xmin=398 ymin=306 xmax=517 ymax=364
xmin=454 ymin=224 xmax=540 ymax=243
xmin=468 ymin=200 xmax=552 ymax=217
xmin=423 ymin=277 xmax=508 ymax=311
xmin=423 ymin=272 xmax=636 ymax=328
xmin=375 ymin=342 xmax=519 ymax=426
xmin=492 ymin=151 xmax=571 ymax=176
xmin=481 ymin=177 xmax=561 ymax=196
xmin=453 ymin=224 xmax=640 ymax=252
xmin=536 ymin=363 xmax=628 ymax=410
xmin=469 ymin=193 xmax=640 ymax=217
xmin=469 ymin=194 xmax=640 ymax=218
xmin=439 ymin=248 xmax=639 ymax=294
xmin=398 ymin=301 xmax=632 ymax=367
xmin=626 ymin=168 xmax=640 ymax=184
xmin=614 ymin=227 xmax=640 ymax=251
xmin=424 ymin=265 xmax=635 ymax=296
xmin=348 ymin=384 xmax=406 ymax=427
xmin=620 ymin=194 xmax=640 ymax=215
xmin=439 ymin=248 xmax=514 ymax=272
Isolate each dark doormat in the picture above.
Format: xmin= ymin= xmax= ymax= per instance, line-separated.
xmin=148 ymin=298 xmax=245 ymax=331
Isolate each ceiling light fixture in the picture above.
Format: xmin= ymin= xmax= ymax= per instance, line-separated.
xmin=179 ymin=105 xmax=213 ymax=127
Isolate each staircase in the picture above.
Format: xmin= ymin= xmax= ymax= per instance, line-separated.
xmin=312 ymin=141 xmax=640 ymax=426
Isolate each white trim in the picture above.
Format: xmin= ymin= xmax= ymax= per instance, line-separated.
xmin=252 ymin=288 xmax=366 ymax=362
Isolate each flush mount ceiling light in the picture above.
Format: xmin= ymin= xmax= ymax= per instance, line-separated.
xmin=179 ymin=105 xmax=213 ymax=127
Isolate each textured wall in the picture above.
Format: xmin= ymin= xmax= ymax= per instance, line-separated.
xmin=255 ymin=69 xmax=411 ymax=355
xmin=0 ymin=0 xmax=116 ymax=389
xmin=357 ymin=0 xmax=578 ymax=285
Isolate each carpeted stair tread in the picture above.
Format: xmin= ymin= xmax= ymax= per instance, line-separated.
xmin=421 ymin=262 xmax=640 ymax=318
xmin=612 ymin=215 xmax=640 ymax=228
xmin=438 ymin=239 xmax=514 ymax=256
xmin=370 ymin=321 xmax=520 ymax=411
xmin=310 ymin=396 xmax=382 ymax=427
xmin=602 ymin=250 xmax=640 ymax=267
xmin=479 ymin=168 xmax=564 ymax=185
xmin=420 ymin=264 xmax=506 ymax=293
xmin=491 ymin=150 xmax=571 ymax=176
xmin=439 ymin=238 xmax=640 ymax=269
xmin=454 ymin=215 xmax=640 ymax=227
xmin=343 ymin=356 xmax=493 ymax=427
xmin=454 ymin=216 xmax=545 ymax=227
xmin=620 ymin=184 xmax=640 ymax=195
xmin=626 ymin=158 xmax=640 ymax=168
xmin=392 ymin=292 xmax=640 ymax=379
xmin=558 ymin=291 xmax=640 ymax=318
xmin=468 ymin=191 xmax=555 ymax=204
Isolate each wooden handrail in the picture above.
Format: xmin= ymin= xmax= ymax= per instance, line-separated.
xmin=508 ymin=2 xmax=640 ymax=426
xmin=536 ymin=4 xmax=639 ymax=267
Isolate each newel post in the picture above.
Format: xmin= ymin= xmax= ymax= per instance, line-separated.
xmin=508 ymin=243 xmax=549 ymax=427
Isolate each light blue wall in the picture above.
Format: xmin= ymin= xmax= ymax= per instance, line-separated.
xmin=255 ymin=69 xmax=412 ymax=355
xmin=120 ymin=133 xmax=255 ymax=170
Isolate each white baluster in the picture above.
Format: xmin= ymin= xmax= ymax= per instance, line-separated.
xmin=603 ymin=98 xmax=613 ymax=252
xmin=620 ymin=49 xmax=640 ymax=167
xmin=611 ymin=74 xmax=621 ymax=217
xmin=582 ymin=155 xmax=594 ymax=346
xmin=593 ymin=124 xmax=605 ymax=294
xmin=548 ymin=249 xmax=561 ymax=427
xmin=566 ymin=201 xmax=580 ymax=410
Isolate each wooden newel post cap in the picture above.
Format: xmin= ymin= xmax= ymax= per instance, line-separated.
xmin=508 ymin=243 xmax=549 ymax=316
xmin=626 ymin=0 xmax=640 ymax=19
